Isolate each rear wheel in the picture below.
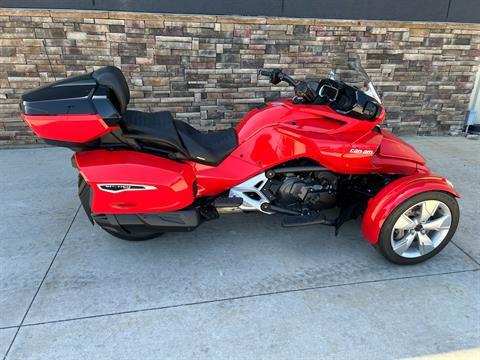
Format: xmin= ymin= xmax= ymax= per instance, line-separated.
xmin=78 ymin=175 xmax=164 ymax=241
xmin=101 ymin=226 xmax=163 ymax=241
xmin=377 ymin=191 xmax=459 ymax=265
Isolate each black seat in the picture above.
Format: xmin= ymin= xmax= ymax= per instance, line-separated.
xmin=122 ymin=110 xmax=185 ymax=153
xmin=122 ymin=110 xmax=237 ymax=166
xmin=174 ymin=120 xmax=238 ymax=165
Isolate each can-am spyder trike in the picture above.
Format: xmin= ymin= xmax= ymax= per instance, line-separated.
xmin=20 ymin=58 xmax=459 ymax=264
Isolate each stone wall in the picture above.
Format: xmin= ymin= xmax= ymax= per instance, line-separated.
xmin=0 ymin=8 xmax=479 ymax=145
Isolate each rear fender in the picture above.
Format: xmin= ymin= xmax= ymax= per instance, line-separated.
xmin=75 ymin=150 xmax=195 ymax=214
xmin=362 ymin=174 xmax=460 ymax=244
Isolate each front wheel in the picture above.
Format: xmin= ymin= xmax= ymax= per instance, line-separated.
xmin=377 ymin=191 xmax=459 ymax=265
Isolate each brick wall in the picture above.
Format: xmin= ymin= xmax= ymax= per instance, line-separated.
xmin=1 ymin=8 xmax=479 ymax=145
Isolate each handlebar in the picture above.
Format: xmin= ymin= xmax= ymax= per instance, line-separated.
xmin=258 ymin=68 xmax=296 ymax=87
xmin=258 ymin=67 xmax=382 ymax=116
xmin=258 ymin=69 xmax=272 ymax=77
xmin=258 ymin=68 xmax=316 ymax=102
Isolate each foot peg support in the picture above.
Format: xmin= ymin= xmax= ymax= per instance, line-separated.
xmin=281 ymin=213 xmax=335 ymax=228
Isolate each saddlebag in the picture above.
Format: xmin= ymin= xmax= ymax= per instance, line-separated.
xmin=75 ymin=149 xmax=196 ymax=214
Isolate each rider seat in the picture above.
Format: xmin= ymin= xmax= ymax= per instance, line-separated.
xmin=92 ymin=66 xmax=237 ymax=166
xmin=122 ymin=110 xmax=237 ymax=166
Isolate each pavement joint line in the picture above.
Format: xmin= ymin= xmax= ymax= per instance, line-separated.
xmin=2 ymin=205 xmax=81 ymax=360
xmin=451 ymin=241 xmax=480 ymax=267
xmin=18 ymin=267 xmax=479 ymax=329
xmin=0 ymin=326 xmax=18 ymax=331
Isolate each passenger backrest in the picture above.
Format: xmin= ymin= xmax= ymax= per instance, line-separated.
xmin=92 ymin=66 xmax=130 ymax=114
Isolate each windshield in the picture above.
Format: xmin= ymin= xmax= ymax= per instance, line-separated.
xmin=329 ymin=54 xmax=382 ymax=104
xmin=348 ymin=55 xmax=371 ymax=83
xmin=328 ymin=55 xmax=368 ymax=85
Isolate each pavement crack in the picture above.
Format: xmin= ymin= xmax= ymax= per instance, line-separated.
xmin=19 ymin=268 xmax=479 ymax=330
xmin=451 ymin=241 xmax=480 ymax=267
xmin=3 ymin=205 xmax=81 ymax=360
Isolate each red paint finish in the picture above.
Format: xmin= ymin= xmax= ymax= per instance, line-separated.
xmin=362 ymin=174 xmax=460 ymax=244
xmin=370 ymin=129 xmax=429 ymax=175
xmin=235 ymin=100 xmax=385 ymax=141
xmin=376 ymin=129 xmax=426 ymax=165
xmin=75 ymin=150 xmax=195 ymax=214
xmin=21 ymin=113 xmax=116 ymax=143
xmin=193 ymin=101 xmax=416 ymax=197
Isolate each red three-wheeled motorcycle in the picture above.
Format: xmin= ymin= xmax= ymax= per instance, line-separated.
xmin=20 ymin=58 xmax=459 ymax=264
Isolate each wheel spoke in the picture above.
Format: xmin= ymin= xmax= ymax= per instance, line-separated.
xmin=395 ymin=214 xmax=416 ymax=230
xmin=393 ymin=232 xmax=416 ymax=255
xmin=423 ymin=214 xmax=451 ymax=231
xmin=417 ymin=232 xmax=434 ymax=255
xmin=419 ymin=201 xmax=440 ymax=222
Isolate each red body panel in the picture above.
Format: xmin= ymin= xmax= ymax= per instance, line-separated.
xmin=192 ymin=100 xmax=422 ymax=197
xmin=34 ymin=98 xmax=442 ymax=223
xmin=370 ymin=129 xmax=429 ymax=175
xmin=21 ymin=113 xmax=116 ymax=143
xmin=75 ymin=150 xmax=195 ymax=214
xmin=362 ymin=174 xmax=459 ymax=244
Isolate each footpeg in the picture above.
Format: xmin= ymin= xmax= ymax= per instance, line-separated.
xmin=281 ymin=214 xmax=335 ymax=228
xmin=214 ymin=197 xmax=243 ymax=208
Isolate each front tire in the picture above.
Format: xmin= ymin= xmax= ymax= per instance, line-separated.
xmin=377 ymin=191 xmax=459 ymax=265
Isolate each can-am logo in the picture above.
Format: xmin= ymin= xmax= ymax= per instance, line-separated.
xmin=97 ymin=184 xmax=157 ymax=193
xmin=349 ymin=148 xmax=374 ymax=155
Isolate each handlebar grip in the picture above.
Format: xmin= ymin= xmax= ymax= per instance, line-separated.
xmin=258 ymin=69 xmax=272 ymax=77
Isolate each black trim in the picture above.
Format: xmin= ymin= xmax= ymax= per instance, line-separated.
xmin=43 ymin=137 xmax=100 ymax=151
xmin=92 ymin=210 xmax=201 ymax=233
xmin=78 ymin=175 xmax=94 ymax=224
xmin=266 ymin=166 xmax=329 ymax=178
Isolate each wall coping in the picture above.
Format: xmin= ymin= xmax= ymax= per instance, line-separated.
xmin=1 ymin=8 xmax=480 ymax=30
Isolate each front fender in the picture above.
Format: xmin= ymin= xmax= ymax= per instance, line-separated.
xmin=361 ymin=174 xmax=460 ymax=244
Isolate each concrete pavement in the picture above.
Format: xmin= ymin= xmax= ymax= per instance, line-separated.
xmin=0 ymin=136 xmax=479 ymax=359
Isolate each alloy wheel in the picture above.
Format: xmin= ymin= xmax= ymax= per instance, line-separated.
xmin=390 ymin=200 xmax=452 ymax=258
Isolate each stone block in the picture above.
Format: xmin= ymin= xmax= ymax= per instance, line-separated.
xmin=407 ymin=53 xmax=436 ymax=61
xmin=79 ymin=24 xmax=109 ymax=33
xmin=0 ymin=47 xmax=16 ymax=57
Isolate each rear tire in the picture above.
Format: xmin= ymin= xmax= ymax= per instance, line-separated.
xmin=377 ymin=191 xmax=459 ymax=265
xmin=101 ymin=227 xmax=164 ymax=241
xmin=78 ymin=175 xmax=164 ymax=241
